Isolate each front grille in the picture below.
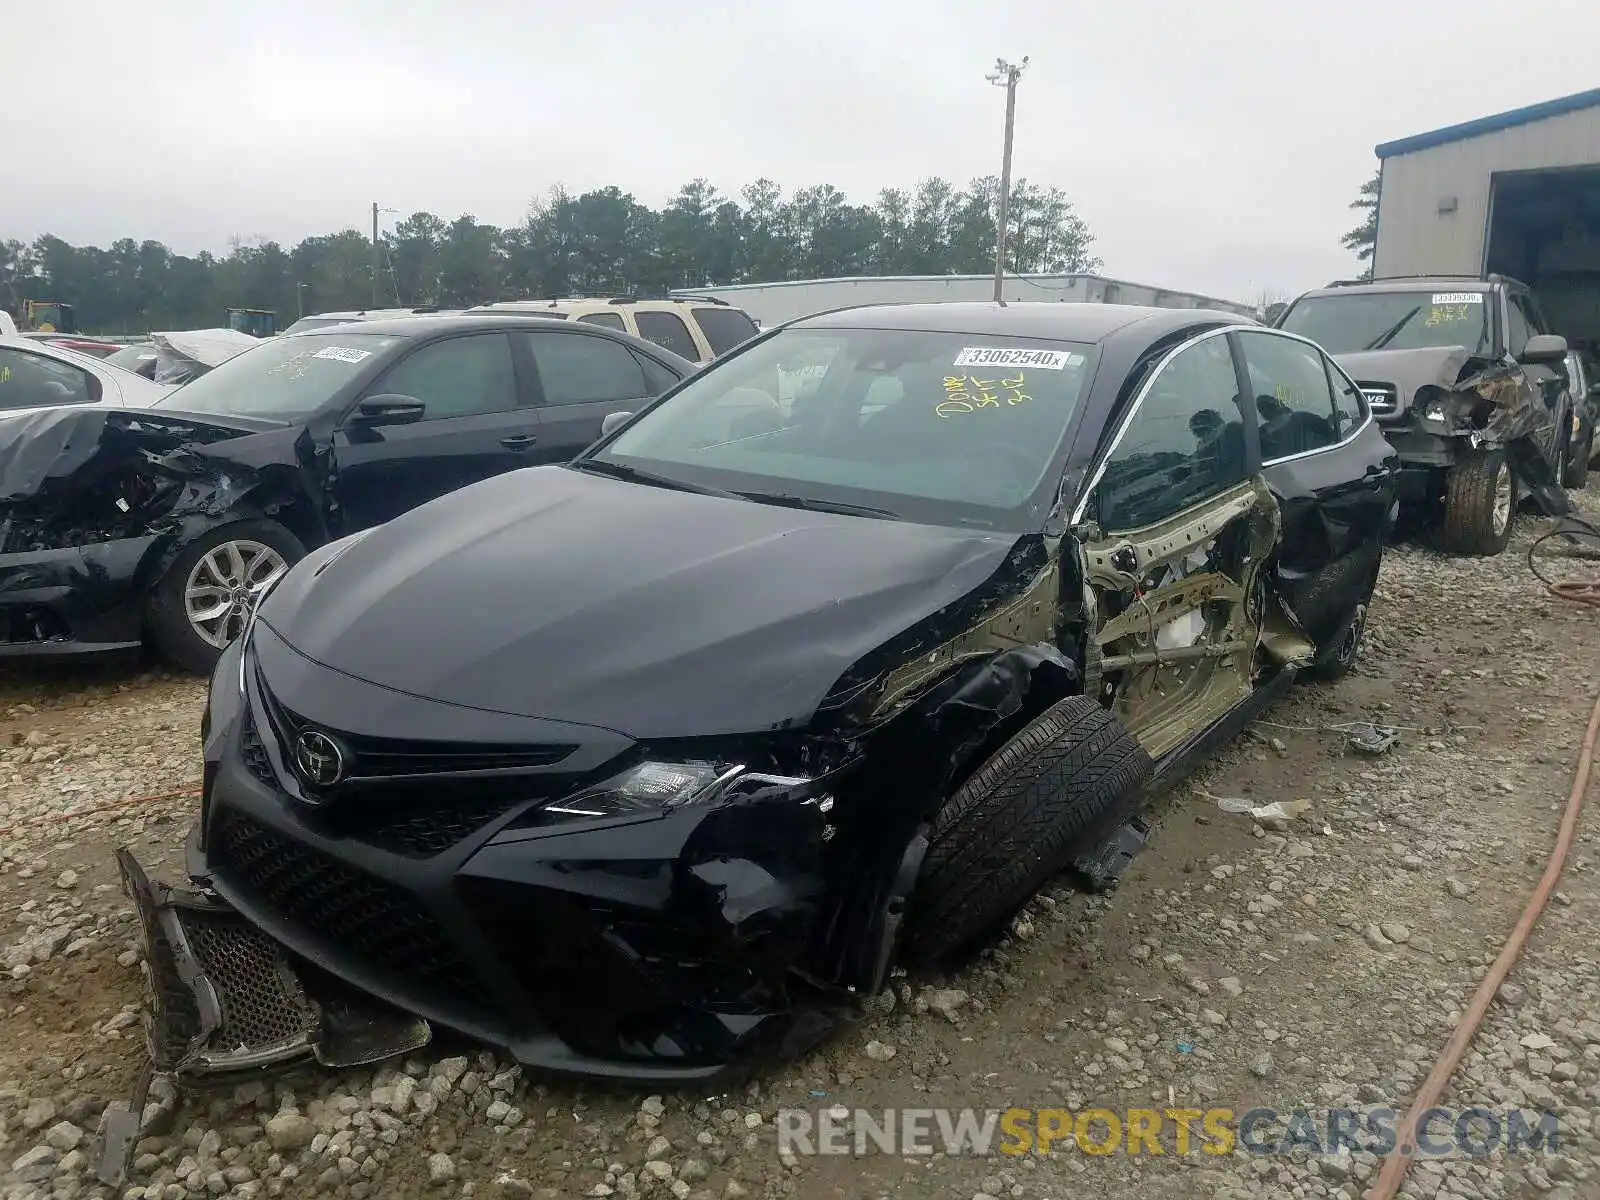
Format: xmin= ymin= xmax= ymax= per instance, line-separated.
xmin=210 ymin=807 xmax=493 ymax=1010
xmin=183 ymin=909 xmax=315 ymax=1049
xmin=351 ymin=793 xmax=528 ymax=858
xmin=1359 ymin=382 xmax=1397 ymax=414
xmin=239 ymin=712 xmax=276 ymax=788
xmin=253 ymin=667 xmax=575 ymax=779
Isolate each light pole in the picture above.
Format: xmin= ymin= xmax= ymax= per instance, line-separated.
xmin=987 ymin=56 xmax=1028 ymax=303
xmin=371 ymin=203 xmax=398 ymax=307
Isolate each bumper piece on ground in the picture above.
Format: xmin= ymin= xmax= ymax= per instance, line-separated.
xmin=96 ymin=848 xmax=431 ymax=1185
xmin=1071 ymin=816 xmax=1151 ymax=891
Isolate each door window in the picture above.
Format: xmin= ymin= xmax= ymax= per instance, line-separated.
xmin=0 ymin=348 xmax=100 ymax=410
xmin=634 ymin=311 xmax=700 ymax=360
xmin=1093 ymin=334 xmax=1248 ymax=531
xmin=371 ymin=334 xmax=517 ymax=419
xmin=578 ymin=312 xmax=626 ymax=330
xmin=633 ymin=351 xmax=683 ymax=395
xmin=523 ymin=331 xmax=653 ymax=405
xmin=1504 ymin=295 xmax=1531 ymax=357
xmin=1237 ymin=330 xmax=1341 ymax=460
xmin=1325 ymin=357 xmax=1367 ymax=435
xmin=693 ymin=307 xmax=759 ymax=355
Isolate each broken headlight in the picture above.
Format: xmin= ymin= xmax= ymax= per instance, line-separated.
xmin=543 ymin=761 xmax=817 ymax=819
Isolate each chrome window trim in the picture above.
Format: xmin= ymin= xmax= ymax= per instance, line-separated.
xmin=1238 ymin=327 xmax=1376 ymax=469
xmin=1071 ymin=325 xmax=1381 ymax=528
xmin=1070 ymin=323 xmax=1250 ymax=528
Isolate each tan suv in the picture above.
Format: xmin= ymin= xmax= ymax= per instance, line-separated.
xmin=466 ymin=297 xmax=758 ymax=364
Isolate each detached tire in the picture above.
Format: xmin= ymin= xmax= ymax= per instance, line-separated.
xmin=147 ymin=520 xmax=305 ymax=675
xmin=902 ymin=696 xmax=1152 ymax=965
xmin=1440 ymin=448 xmax=1515 ymax=556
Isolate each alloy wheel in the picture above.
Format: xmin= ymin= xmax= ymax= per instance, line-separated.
xmin=183 ymin=540 xmax=289 ymax=649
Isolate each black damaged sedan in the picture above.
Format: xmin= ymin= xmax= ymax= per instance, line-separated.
xmin=114 ymin=302 xmax=1398 ymax=1106
xmin=0 ymin=315 xmax=691 ymax=671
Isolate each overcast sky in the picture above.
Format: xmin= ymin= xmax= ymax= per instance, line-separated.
xmin=10 ymin=1 xmax=1590 ymax=302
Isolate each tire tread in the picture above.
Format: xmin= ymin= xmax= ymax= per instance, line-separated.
xmin=904 ymin=695 xmax=1152 ymax=963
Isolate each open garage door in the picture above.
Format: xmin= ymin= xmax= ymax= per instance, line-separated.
xmin=1486 ymin=167 xmax=1600 ymax=353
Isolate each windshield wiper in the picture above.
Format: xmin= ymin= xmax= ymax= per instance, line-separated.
xmin=1363 ymin=306 xmax=1422 ymax=351
xmin=566 ymin=457 xmax=742 ymax=499
xmin=735 ymin=490 xmax=901 ymax=520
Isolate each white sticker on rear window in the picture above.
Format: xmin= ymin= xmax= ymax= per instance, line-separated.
xmin=1430 ymin=292 xmax=1483 ymax=305
xmin=953 ymin=347 xmax=1079 ymax=370
xmin=311 ymin=346 xmax=373 ymax=364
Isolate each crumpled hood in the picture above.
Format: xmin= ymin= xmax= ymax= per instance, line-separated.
xmin=259 ymin=465 xmax=1019 ymax=738
xmin=1334 ymin=346 xmax=1476 ymax=415
xmin=0 ymin=407 xmax=289 ymax=503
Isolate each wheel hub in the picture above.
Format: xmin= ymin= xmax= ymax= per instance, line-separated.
xmin=183 ymin=540 xmax=289 ymax=650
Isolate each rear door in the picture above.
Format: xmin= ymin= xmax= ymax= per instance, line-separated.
xmin=1235 ymin=328 xmax=1395 ymax=646
xmin=1075 ymin=329 xmax=1277 ymax=760
xmin=331 ymin=331 xmax=535 ymax=529
xmin=516 ymin=328 xmax=684 ymax=463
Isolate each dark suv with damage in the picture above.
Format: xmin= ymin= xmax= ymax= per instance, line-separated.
xmin=1275 ymin=274 xmax=1574 ymax=555
xmin=105 ymin=301 xmax=1399 ymax=1129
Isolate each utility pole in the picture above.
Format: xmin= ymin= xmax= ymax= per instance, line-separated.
xmin=987 ymin=56 xmax=1029 ymax=303
xmin=370 ymin=203 xmax=399 ymax=309
xmin=370 ymin=202 xmax=380 ymax=308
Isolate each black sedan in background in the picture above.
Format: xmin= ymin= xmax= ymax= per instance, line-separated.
xmin=0 ymin=315 xmax=693 ymax=671
xmin=117 ymin=302 xmax=1397 ymax=1094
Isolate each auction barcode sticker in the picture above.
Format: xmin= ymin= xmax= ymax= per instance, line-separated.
xmin=312 ymin=346 xmax=374 ymax=364
xmin=953 ymin=347 xmax=1080 ymax=370
xmin=1430 ymin=292 xmax=1483 ymax=304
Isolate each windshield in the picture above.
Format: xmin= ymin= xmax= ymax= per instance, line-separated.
xmin=1279 ymin=291 xmax=1491 ymax=355
xmin=280 ymin=317 xmax=354 ymax=335
xmin=593 ymin=327 xmax=1096 ymax=528
xmin=151 ymin=332 xmax=402 ymax=420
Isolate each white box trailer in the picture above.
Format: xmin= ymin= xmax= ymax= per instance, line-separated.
xmin=1372 ymin=88 xmax=1600 ymax=349
xmin=671 ymin=273 xmax=1256 ymax=328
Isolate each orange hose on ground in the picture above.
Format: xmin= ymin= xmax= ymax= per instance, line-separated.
xmin=0 ymin=782 xmax=202 ymax=839
xmin=1367 ymin=581 xmax=1600 ymax=1199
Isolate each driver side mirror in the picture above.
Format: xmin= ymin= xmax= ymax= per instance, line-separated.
xmin=350 ymin=394 xmax=426 ymax=427
xmin=601 ymin=410 xmax=633 ymax=438
xmin=1520 ymin=334 xmax=1568 ymax=365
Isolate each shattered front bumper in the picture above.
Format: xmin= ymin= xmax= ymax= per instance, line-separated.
xmin=99 ymin=848 xmax=431 ymax=1183
xmin=114 ymin=847 xmax=432 ymax=1079
xmin=0 ymin=538 xmax=155 ymax=659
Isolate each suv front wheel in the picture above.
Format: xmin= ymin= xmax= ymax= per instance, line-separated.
xmin=1440 ymin=448 xmax=1515 ymax=556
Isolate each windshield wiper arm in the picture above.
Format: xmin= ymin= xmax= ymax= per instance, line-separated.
xmin=735 ymin=490 xmax=901 ymax=520
xmin=566 ymin=457 xmax=742 ymax=499
xmin=1363 ymin=306 xmax=1422 ymax=351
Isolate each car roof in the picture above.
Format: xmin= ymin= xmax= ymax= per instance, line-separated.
xmin=471 ymin=298 xmax=745 ymax=315
xmin=301 ymin=307 xmax=453 ymax=320
xmin=787 ymin=301 xmax=1251 ymax=344
xmin=281 ymin=313 xmax=699 ymax=367
xmin=1295 ymin=277 xmax=1510 ymax=300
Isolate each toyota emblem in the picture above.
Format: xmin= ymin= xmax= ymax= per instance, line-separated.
xmin=293 ymin=730 xmax=345 ymax=787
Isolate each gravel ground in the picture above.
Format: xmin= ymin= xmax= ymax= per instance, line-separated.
xmin=3 ymin=499 xmax=1600 ymax=1200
